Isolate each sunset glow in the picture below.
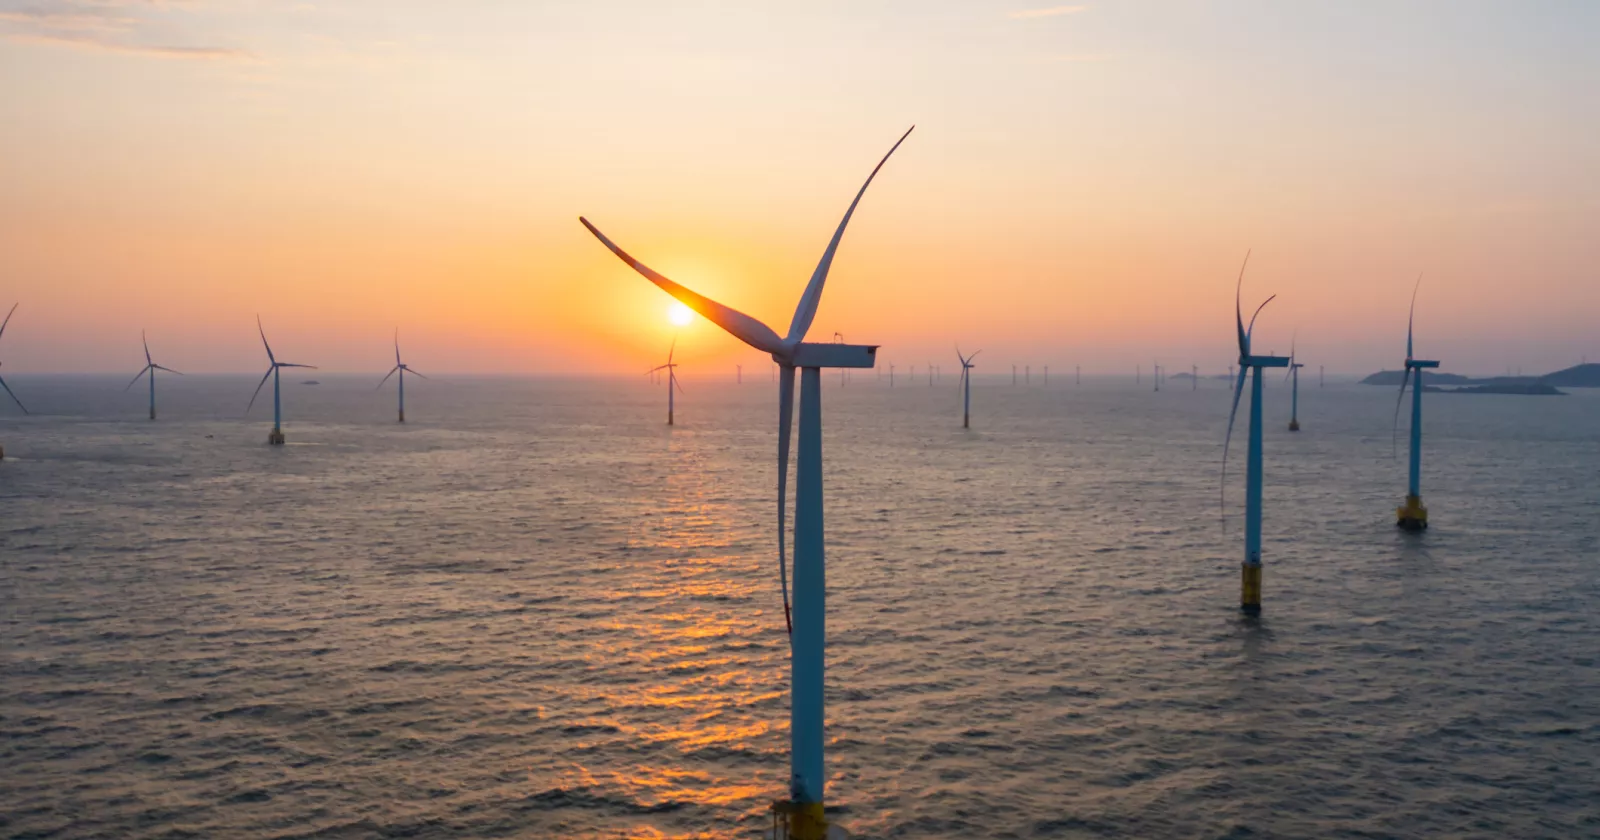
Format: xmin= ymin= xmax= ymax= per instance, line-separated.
xmin=0 ymin=1 xmax=1594 ymax=376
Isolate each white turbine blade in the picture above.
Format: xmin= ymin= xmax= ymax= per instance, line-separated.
xmin=377 ymin=365 xmax=400 ymax=389
xmin=1246 ymin=295 xmax=1276 ymax=344
xmin=0 ymin=374 xmax=28 ymax=414
xmin=776 ymin=365 xmax=796 ymax=637
xmin=395 ymin=329 xmax=402 ymax=366
xmin=257 ymin=315 xmax=276 ymax=364
xmin=579 ymin=217 xmax=785 ymax=354
xmin=405 ymin=368 xmax=428 ymax=380
xmin=1407 ymin=273 xmax=1421 ymax=361
xmin=1234 ymin=250 xmax=1251 ymax=355
xmin=0 ymin=303 xmax=16 ymax=342
xmin=968 ymin=350 xmax=982 ymax=363
xmin=1219 ymin=366 xmax=1249 ymax=529
xmin=125 ymin=366 xmax=151 ymax=391
xmin=153 ymin=365 xmax=183 ymax=375
xmin=1391 ymin=367 xmax=1412 ymax=459
xmin=143 ymin=330 xmax=152 ymax=366
xmin=278 ymin=363 xmax=317 ymax=369
xmin=246 ymin=368 xmax=273 ymax=414
xmin=667 ymin=336 xmax=676 ymax=366
xmin=786 ymin=126 xmax=914 ymax=344
xmin=673 ymin=372 xmax=685 ymax=394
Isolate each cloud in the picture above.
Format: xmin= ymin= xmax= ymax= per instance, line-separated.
xmin=0 ymin=0 xmax=248 ymax=59
xmin=1008 ymin=5 xmax=1089 ymax=19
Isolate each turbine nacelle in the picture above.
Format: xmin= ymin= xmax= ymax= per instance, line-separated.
xmin=785 ymin=343 xmax=878 ymax=369
xmin=1246 ymin=355 xmax=1292 ymax=369
xmin=1406 ymin=359 xmax=1440 ymax=369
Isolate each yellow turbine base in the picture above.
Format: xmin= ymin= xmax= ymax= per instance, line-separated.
xmin=1396 ymin=495 xmax=1427 ymax=531
xmin=772 ymin=800 xmax=829 ymax=840
xmin=268 ymin=429 xmax=286 ymax=446
xmin=1241 ymin=563 xmax=1262 ymax=614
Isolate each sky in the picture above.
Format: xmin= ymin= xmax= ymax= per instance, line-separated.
xmin=1 ymin=0 xmax=1596 ymax=376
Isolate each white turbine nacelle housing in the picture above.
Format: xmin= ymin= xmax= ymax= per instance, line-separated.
xmin=788 ymin=343 xmax=878 ymax=369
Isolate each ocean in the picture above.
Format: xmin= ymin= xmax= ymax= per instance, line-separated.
xmin=2 ymin=373 xmax=1597 ymax=839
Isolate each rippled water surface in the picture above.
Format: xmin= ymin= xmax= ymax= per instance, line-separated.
xmin=3 ymin=374 xmax=1598 ymax=839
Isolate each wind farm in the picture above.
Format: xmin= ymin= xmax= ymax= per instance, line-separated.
xmin=6 ymin=5 xmax=1598 ymax=838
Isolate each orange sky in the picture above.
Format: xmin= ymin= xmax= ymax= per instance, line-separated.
xmin=2 ymin=1 xmax=1596 ymax=376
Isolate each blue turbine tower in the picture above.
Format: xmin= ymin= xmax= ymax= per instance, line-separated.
xmin=378 ymin=331 xmax=428 ymax=423
xmin=1286 ymin=335 xmax=1304 ymax=431
xmin=957 ymin=347 xmax=980 ymax=429
xmin=247 ymin=317 xmax=316 ymax=445
xmin=579 ymin=126 xmax=911 ymax=840
xmin=1393 ymin=279 xmax=1438 ymax=531
xmin=125 ymin=331 xmax=183 ymax=420
xmin=1222 ymin=253 xmax=1290 ymax=614
xmin=648 ymin=338 xmax=683 ymax=425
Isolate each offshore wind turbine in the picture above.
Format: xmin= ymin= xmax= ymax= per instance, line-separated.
xmin=1221 ymin=253 xmax=1290 ymax=615
xmin=1192 ymin=364 xmax=1199 ymax=390
xmin=377 ymin=331 xmax=428 ymax=423
xmin=580 ymin=125 xmax=910 ymax=840
xmin=125 ymin=331 xmax=183 ymax=419
xmin=958 ymin=347 xmax=980 ymax=429
xmin=1286 ymin=335 xmax=1304 ymax=431
xmin=0 ymin=304 xmax=27 ymax=459
xmin=648 ymin=339 xmax=684 ymax=426
xmin=247 ymin=317 xmax=316 ymax=445
xmin=1394 ymin=278 xmax=1439 ymax=531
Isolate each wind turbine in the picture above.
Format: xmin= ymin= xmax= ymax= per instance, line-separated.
xmin=1394 ymin=277 xmax=1439 ymax=531
xmin=1154 ymin=362 xmax=1161 ymax=392
xmin=248 ymin=317 xmax=316 ymax=445
xmin=737 ymin=364 xmax=743 ymax=384
xmin=1192 ymin=364 xmax=1199 ymax=390
xmin=1286 ymin=335 xmax=1304 ymax=431
xmin=928 ymin=363 xmax=934 ymax=386
xmin=1 ymin=304 xmax=29 ymax=417
xmin=125 ymin=331 xmax=182 ymax=419
xmin=377 ymin=331 xmax=428 ymax=423
xmin=958 ymin=347 xmax=980 ymax=429
xmin=648 ymin=339 xmax=684 ymax=426
xmin=581 ymin=127 xmax=911 ymax=839
xmin=1222 ymin=253 xmax=1290 ymax=615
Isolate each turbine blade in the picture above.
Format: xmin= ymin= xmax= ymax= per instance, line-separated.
xmin=667 ymin=336 xmax=676 ymax=366
xmin=968 ymin=350 xmax=982 ymax=362
xmin=579 ymin=217 xmax=785 ymax=354
xmin=0 ymin=303 xmax=16 ymax=342
xmin=1407 ymin=273 xmax=1421 ymax=361
xmin=0 ymin=374 xmax=28 ymax=414
xmin=673 ymin=372 xmax=685 ymax=395
xmin=1246 ymin=295 xmax=1276 ymax=342
xmin=143 ymin=330 xmax=152 ymax=366
xmin=277 ymin=363 xmax=317 ymax=369
xmin=257 ymin=315 xmax=275 ymax=364
xmin=246 ymin=368 xmax=273 ymax=414
xmin=786 ymin=126 xmax=915 ymax=344
xmin=153 ymin=365 xmax=183 ymax=375
xmin=405 ymin=368 xmax=428 ymax=380
xmin=377 ymin=366 xmax=399 ymax=389
xmin=395 ymin=328 xmax=402 ymax=366
xmin=125 ymin=366 xmax=151 ymax=391
xmin=1235 ymin=250 xmax=1251 ymax=355
xmin=776 ymin=365 xmax=796 ymax=637
xmin=1220 ymin=366 xmax=1249 ymax=529
xmin=1391 ymin=367 xmax=1412 ymax=458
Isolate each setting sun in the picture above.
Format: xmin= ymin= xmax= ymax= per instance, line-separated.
xmin=668 ymin=303 xmax=693 ymax=327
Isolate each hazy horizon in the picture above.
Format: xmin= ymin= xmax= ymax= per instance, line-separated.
xmin=3 ymin=0 xmax=1595 ymax=376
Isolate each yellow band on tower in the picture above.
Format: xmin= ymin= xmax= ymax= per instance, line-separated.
xmin=1241 ymin=563 xmax=1262 ymax=610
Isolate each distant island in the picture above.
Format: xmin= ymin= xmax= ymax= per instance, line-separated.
xmin=1362 ymin=363 xmax=1600 ymax=395
xmin=301 ymin=380 xmax=322 ymax=385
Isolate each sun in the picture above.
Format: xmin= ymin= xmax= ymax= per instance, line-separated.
xmin=668 ymin=302 xmax=693 ymax=326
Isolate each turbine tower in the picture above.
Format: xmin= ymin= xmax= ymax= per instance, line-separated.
xmin=1192 ymin=364 xmax=1198 ymax=390
xmin=0 ymin=304 xmax=28 ymax=460
xmin=957 ymin=347 xmax=980 ymax=429
xmin=126 ymin=331 xmax=182 ymax=419
xmin=378 ymin=331 xmax=428 ymax=423
xmin=1222 ymin=253 xmax=1290 ymax=615
xmin=648 ymin=339 xmax=684 ymax=426
xmin=580 ymin=126 xmax=911 ymax=840
xmin=1286 ymin=336 xmax=1304 ymax=431
xmin=248 ymin=317 xmax=316 ymax=445
xmin=1394 ymin=278 xmax=1439 ymax=531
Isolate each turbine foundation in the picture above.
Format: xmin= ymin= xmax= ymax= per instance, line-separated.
xmin=771 ymin=800 xmax=829 ymax=840
xmin=150 ymin=408 xmax=157 ymax=421
xmin=1288 ymin=419 xmax=1299 ymax=431
xmin=0 ymin=443 xmax=5 ymax=460
xmin=268 ymin=427 xmax=286 ymax=446
xmin=398 ymin=410 xmax=405 ymax=423
xmin=1396 ymin=494 xmax=1427 ymax=531
xmin=1240 ymin=563 xmax=1262 ymax=614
